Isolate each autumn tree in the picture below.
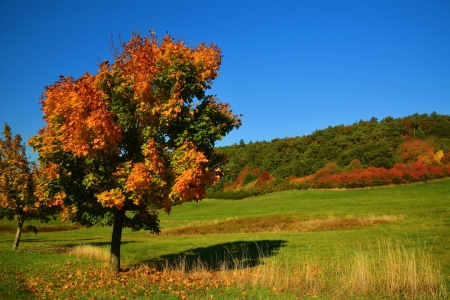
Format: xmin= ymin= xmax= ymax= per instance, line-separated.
xmin=29 ymin=31 xmax=241 ymax=272
xmin=0 ymin=124 xmax=54 ymax=251
xmin=396 ymin=138 xmax=435 ymax=164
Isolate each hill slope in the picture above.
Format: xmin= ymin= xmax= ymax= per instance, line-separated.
xmin=208 ymin=112 xmax=450 ymax=198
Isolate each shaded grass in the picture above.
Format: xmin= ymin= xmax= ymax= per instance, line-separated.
xmin=0 ymin=224 xmax=80 ymax=234
xmin=0 ymin=215 xmax=80 ymax=234
xmin=140 ymin=239 xmax=286 ymax=273
xmin=0 ymin=264 xmax=36 ymax=299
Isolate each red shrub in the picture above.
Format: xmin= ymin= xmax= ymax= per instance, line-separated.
xmin=256 ymin=171 xmax=271 ymax=182
xmin=255 ymin=171 xmax=275 ymax=188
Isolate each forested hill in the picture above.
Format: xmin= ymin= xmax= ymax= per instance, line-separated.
xmin=207 ymin=113 xmax=450 ymax=198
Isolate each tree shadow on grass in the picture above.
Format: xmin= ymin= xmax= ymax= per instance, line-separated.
xmin=140 ymin=240 xmax=287 ymax=272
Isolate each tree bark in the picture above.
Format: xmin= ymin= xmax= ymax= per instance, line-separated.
xmin=109 ymin=209 xmax=125 ymax=273
xmin=12 ymin=218 xmax=24 ymax=251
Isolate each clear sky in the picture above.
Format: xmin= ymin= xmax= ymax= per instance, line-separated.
xmin=1 ymin=0 xmax=449 ymax=158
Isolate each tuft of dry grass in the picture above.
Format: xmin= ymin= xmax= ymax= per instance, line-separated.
xmin=163 ymin=214 xmax=404 ymax=236
xmin=69 ymin=244 xmax=109 ymax=262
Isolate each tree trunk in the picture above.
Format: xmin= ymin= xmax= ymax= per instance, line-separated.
xmin=109 ymin=209 xmax=125 ymax=273
xmin=12 ymin=218 xmax=24 ymax=251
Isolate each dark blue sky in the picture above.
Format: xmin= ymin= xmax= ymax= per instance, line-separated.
xmin=1 ymin=0 xmax=449 ymax=156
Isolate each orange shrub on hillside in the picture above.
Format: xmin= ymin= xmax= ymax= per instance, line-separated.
xmin=224 ymin=165 xmax=250 ymax=191
xmin=290 ymin=159 xmax=449 ymax=189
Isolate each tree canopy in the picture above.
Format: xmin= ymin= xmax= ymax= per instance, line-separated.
xmin=29 ymin=31 xmax=241 ymax=272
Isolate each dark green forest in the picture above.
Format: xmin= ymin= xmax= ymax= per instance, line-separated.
xmin=207 ymin=112 xmax=450 ymax=198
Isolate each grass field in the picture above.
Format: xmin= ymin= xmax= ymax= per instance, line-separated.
xmin=0 ymin=179 xmax=449 ymax=299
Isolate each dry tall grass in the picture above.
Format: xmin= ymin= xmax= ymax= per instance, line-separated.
xmin=69 ymin=244 xmax=109 ymax=262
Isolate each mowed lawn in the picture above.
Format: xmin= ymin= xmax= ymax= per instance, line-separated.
xmin=0 ymin=179 xmax=449 ymax=299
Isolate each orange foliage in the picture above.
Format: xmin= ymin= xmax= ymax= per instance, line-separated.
xmin=170 ymin=142 xmax=213 ymax=208
xmin=47 ymin=191 xmax=66 ymax=208
xmin=396 ymin=139 xmax=434 ymax=164
xmin=252 ymin=167 xmax=260 ymax=175
xmin=96 ymin=188 xmax=126 ymax=210
xmin=225 ymin=165 xmax=251 ymax=191
xmin=125 ymin=163 xmax=153 ymax=205
xmin=39 ymin=74 xmax=122 ymax=157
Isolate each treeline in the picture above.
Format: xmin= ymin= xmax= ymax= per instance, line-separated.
xmin=207 ymin=112 xmax=450 ymax=199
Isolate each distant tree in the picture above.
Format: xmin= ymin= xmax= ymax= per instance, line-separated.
xmin=0 ymin=124 xmax=55 ymax=251
xmin=314 ymin=161 xmax=340 ymax=179
xmin=343 ymin=159 xmax=363 ymax=172
xmin=261 ymin=148 xmax=282 ymax=174
xmin=255 ymin=170 xmax=274 ymax=188
xmin=430 ymin=115 xmax=450 ymax=138
xmin=362 ymin=143 xmax=395 ymax=169
xmin=29 ymin=31 xmax=241 ymax=272
xmin=415 ymin=127 xmax=427 ymax=140
xmin=396 ymin=138 xmax=434 ymax=164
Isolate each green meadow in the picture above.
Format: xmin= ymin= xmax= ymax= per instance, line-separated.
xmin=1 ymin=179 xmax=449 ymax=299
